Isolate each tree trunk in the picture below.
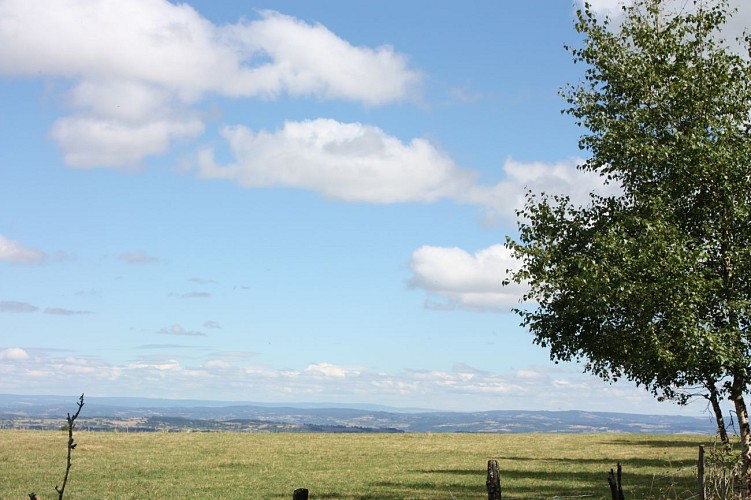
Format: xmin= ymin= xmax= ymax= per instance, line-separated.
xmin=731 ymin=373 xmax=751 ymax=498
xmin=698 ymin=445 xmax=706 ymax=500
xmin=707 ymin=379 xmax=730 ymax=447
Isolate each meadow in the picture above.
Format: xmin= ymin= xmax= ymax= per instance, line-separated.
xmin=0 ymin=431 xmax=714 ymax=499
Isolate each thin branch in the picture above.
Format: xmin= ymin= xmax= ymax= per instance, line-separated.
xmin=55 ymin=394 xmax=84 ymax=500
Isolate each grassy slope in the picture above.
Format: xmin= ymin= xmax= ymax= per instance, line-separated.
xmin=1 ymin=431 xmax=712 ymax=499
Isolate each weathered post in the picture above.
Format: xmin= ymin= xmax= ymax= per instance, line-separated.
xmin=292 ymin=488 xmax=308 ymax=500
xmin=609 ymin=469 xmax=618 ymax=499
xmin=487 ymin=459 xmax=502 ymax=500
xmin=698 ymin=445 xmax=705 ymax=500
xmin=608 ymin=463 xmax=625 ymax=500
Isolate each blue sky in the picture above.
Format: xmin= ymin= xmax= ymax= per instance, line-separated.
xmin=1 ymin=0 xmax=747 ymax=415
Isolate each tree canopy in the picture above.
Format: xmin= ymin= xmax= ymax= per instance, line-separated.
xmin=506 ymin=0 xmax=751 ymax=487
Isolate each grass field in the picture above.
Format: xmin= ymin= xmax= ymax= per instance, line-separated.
xmin=0 ymin=430 xmax=717 ymax=499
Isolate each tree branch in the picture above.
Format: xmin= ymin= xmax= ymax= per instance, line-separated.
xmin=55 ymin=394 xmax=84 ymax=500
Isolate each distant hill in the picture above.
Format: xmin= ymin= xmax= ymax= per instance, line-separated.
xmin=0 ymin=394 xmax=718 ymax=434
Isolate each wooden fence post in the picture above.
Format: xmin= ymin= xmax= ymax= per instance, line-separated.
xmin=487 ymin=459 xmax=502 ymax=500
xmin=698 ymin=445 xmax=705 ymax=500
xmin=608 ymin=462 xmax=625 ymax=500
xmin=292 ymin=488 xmax=308 ymax=500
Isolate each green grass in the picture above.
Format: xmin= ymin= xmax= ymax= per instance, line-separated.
xmin=0 ymin=430 xmax=714 ymax=499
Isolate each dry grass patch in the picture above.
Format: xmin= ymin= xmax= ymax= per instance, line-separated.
xmin=0 ymin=430 xmax=711 ymax=499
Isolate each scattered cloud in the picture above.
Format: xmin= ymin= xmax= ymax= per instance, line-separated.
xmin=203 ymin=321 xmax=221 ymax=329
xmin=580 ymin=0 xmax=624 ymax=16
xmin=0 ymin=347 xmax=30 ymax=360
xmin=581 ymin=0 xmax=751 ymax=52
xmin=157 ymin=324 xmax=206 ymax=337
xmin=51 ymin=112 xmax=204 ymax=168
xmin=305 ymin=362 xmax=361 ymax=378
xmin=198 ymin=119 xmax=474 ymax=204
xmin=44 ymin=307 xmax=92 ymax=315
xmin=0 ymin=352 xmax=696 ymax=414
xmin=407 ymin=244 xmax=525 ymax=312
xmin=463 ymin=157 xmax=620 ymax=224
xmin=203 ymin=359 xmax=232 ymax=370
xmin=449 ymin=85 xmax=483 ymax=104
xmin=0 ymin=1 xmax=420 ymax=168
xmin=0 ymin=301 xmax=39 ymax=313
xmin=177 ymin=292 xmax=211 ymax=299
xmin=137 ymin=344 xmax=197 ymax=349
xmin=200 ymin=126 xmax=615 ymax=215
xmin=404 ymin=157 xmax=620 ymax=312
xmin=0 ymin=234 xmax=46 ymax=264
xmin=119 ymin=251 xmax=160 ymax=265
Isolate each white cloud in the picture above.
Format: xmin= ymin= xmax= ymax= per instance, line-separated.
xmin=52 ymin=113 xmax=205 ymax=168
xmin=119 ymin=251 xmax=160 ymax=265
xmin=464 ymin=157 xmax=619 ymax=224
xmin=0 ymin=351 xmax=704 ymax=414
xmin=0 ymin=347 xmax=29 ymax=360
xmin=224 ymin=11 xmax=421 ymax=104
xmin=0 ymin=1 xmax=420 ymax=167
xmin=581 ymin=0 xmax=751 ymax=50
xmin=198 ymin=119 xmax=473 ymax=204
xmin=305 ymin=362 xmax=360 ymax=378
xmin=203 ymin=359 xmax=232 ymax=370
xmin=157 ymin=324 xmax=206 ymax=337
xmin=0 ymin=301 xmax=39 ymax=313
xmin=580 ymin=0 xmax=624 ymax=16
xmin=0 ymin=234 xmax=46 ymax=264
xmin=130 ymin=359 xmax=182 ymax=371
xmin=201 ymin=128 xmax=616 ymax=214
xmin=408 ymin=244 xmax=525 ymax=312
xmin=177 ymin=292 xmax=211 ymax=299
xmin=44 ymin=307 xmax=92 ymax=316
xmin=404 ymin=157 xmax=619 ymax=312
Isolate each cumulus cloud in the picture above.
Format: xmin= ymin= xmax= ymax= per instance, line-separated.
xmin=464 ymin=157 xmax=620 ymax=224
xmin=119 ymin=251 xmax=160 ymax=265
xmin=198 ymin=119 xmax=474 ymax=203
xmin=157 ymin=324 xmax=206 ymax=337
xmin=408 ymin=244 xmax=525 ymax=312
xmin=0 ymin=301 xmax=39 ymax=313
xmin=403 ymin=156 xmax=621 ymax=312
xmin=0 ymin=235 xmax=46 ymax=264
xmin=580 ymin=0 xmax=625 ymax=16
xmin=51 ymin=112 xmax=205 ymax=168
xmin=200 ymin=124 xmax=615 ymax=214
xmin=0 ymin=347 xmax=30 ymax=360
xmin=0 ymin=1 xmax=420 ymax=167
xmin=225 ymin=10 xmax=421 ymax=103
xmin=44 ymin=307 xmax=92 ymax=315
xmin=581 ymin=0 xmax=751 ymax=50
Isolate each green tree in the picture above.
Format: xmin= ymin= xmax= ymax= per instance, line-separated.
xmin=505 ymin=0 xmax=751 ymax=489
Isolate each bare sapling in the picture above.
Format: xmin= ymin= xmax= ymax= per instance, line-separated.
xmin=56 ymin=393 xmax=85 ymax=500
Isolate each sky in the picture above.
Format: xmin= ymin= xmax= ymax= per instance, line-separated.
xmin=1 ymin=0 xmax=749 ymax=416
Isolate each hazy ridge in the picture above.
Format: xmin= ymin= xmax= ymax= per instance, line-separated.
xmin=0 ymin=394 xmax=717 ymax=434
